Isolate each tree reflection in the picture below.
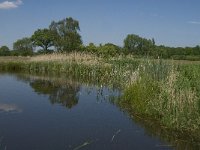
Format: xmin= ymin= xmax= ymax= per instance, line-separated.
xmin=13 ymin=73 xmax=200 ymax=149
xmin=30 ymin=79 xmax=80 ymax=109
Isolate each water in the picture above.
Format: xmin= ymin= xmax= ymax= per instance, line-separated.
xmin=0 ymin=73 xmax=174 ymax=150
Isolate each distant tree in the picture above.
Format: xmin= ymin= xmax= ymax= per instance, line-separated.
xmin=31 ymin=29 xmax=56 ymax=52
xmin=152 ymin=38 xmax=155 ymax=46
xmin=49 ymin=17 xmax=82 ymax=52
xmin=124 ymin=34 xmax=153 ymax=55
xmin=85 ymin=43 xmax=98 ymax=54
xmin=0 ymin=46 xmax=10 ymax=56
xmin=192 ymin=45 xmax=200 ymax=55
xmin=124 ymin=34 xmax=142 ymax=54
xmin=99 ymin=43 xmax=121 ymax=57
xmin=13 ymin=37 xmax=34 ymax=56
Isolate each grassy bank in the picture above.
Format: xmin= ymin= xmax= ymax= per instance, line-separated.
xmin=0 ymin=53 xmax=139 ymax=89
xmin=119 ymin=59 xmax=200 ymax=139
xmin=0 ymin=53 xmax=200 ymax=140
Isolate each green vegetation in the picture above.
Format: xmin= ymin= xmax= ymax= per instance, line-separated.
xmin=49 ymin=17 xmax=82 ymax=52
xmin=0 ymin=53 xmax=139 ymax=89
xmin=31 ymin=29 xmax=56 ymax=52
xmin=118 ymin=59 xmax=200 ymax=139
xmin=123 ymin=34 xmax=155 ymax=55
xmin=13 ymin=37 xmax=34 ymax=56
xmin=1 ymin=16 xmax=200 ymax=146
xmin=0 ymin=46 xmax=10 ymax=56
xmin=0 ymin=17 xmax=199 ymax=60
xmin=0 ymin=53 xmax=200 ymax=145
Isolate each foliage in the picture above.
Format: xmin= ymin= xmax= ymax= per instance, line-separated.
xmin=84 ymin=43 xmax=121 ymax=57
xmin=1 ymin=16 xmax=199 ymax=58
xmin=13 ymin=37 xmax=34 ymax=56
xmin=153 ymin=45 xmax=200 ymax=60
xmin=31 ymin=29 xmax=56 ymax=52
xmin=124 ymin=34 xmax=154 ymax=55
xmin=99 ymin=43 xmax=120 ymax=57
xmin=84 ymin=43 xmax=98 ymax=54
xmin=49 ymin=17 xmax=82 ymax=52
xmin=0 ymin=46 xmax=10 ymax=56
xmin=1 ymin=54 xmax=200 ymax=136
xmin=120 ymin=59 xmax=200 ymax=132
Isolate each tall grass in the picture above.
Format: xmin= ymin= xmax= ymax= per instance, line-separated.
xmin=120 ymin=59 xmax=200 ymax=133
xmin=0 ymin=53 xmax=140 ymax=89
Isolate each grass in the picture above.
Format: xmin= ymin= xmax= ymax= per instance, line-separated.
xmin=0 ymin=53 xmax=140 ymax=89
xmin=119 ymin=59 xmax=200 ymax=137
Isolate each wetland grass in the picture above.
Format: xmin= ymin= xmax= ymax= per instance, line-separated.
xmin=120 ymin=59 xmax=200 ymax=136
xmin=0 ymin=53 xmax=139 ymax=89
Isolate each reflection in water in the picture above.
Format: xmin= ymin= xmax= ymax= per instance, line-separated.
xmin=0 ymin=103 xmax=22 ymax=113
xmin=30 ymin=79 xmax=80 ymax=109
xmin=16 ymin=74 xmax=119 ymax=110
xmin=0 ymin=136 xmax=6 ymax=150
xmin=13 ymin=73 xmax=200 ymax=149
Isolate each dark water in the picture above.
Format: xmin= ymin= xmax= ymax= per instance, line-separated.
xmin=0 ymin=73 xmax=174 ymax=150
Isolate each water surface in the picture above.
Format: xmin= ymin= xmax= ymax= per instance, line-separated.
xmin=0 ymin=73 xmax=174 ymax=150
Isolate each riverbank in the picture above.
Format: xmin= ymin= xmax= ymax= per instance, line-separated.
xmin=0 ymin=53 xmax=140 ymax=89
xmin=0 ymin=53 xmax=200 ymax=140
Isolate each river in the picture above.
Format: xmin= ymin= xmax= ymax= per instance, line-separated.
xmin=0 ymin=73 xmax=180 ymax=150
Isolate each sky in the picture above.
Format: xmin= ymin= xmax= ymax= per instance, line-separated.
xmin=0 ymin=0 xmax=200 ymax=48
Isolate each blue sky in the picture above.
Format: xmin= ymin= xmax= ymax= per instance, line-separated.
xmin=0 ymin=0 xmax=200 ymax=48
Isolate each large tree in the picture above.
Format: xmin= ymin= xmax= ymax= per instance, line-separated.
xmin=31 ymin=29 xmax=56 ymax=51
xmin=13 ymin=37 xmax=33 ymax=56
xmin=49 ymin=17 xmax=82 ymax=52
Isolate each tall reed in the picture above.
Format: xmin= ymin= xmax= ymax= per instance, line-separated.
xmin=121 ymin=59 xmax=200 ymax=132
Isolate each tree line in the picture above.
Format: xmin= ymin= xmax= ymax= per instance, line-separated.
xmin=0 ymin=17 xmax=200 ymax=60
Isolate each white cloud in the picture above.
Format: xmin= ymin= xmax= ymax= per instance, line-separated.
xmin=188 ymin=21 xmax=200 ymax=25
xmin=0 ymin=0 xmax=22 ymax=9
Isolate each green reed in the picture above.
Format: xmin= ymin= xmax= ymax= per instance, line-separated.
xmin=121 ymin=59 xmax=200 ymax=134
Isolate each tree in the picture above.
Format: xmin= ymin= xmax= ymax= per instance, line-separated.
xmin=49 ymin=17 xmax=82 ymax=52
xmin=124 ymin=34 xmax=154 ymax=55
xmin=85 ymin=43 xmax=98 ymax=54
xmin=99 ymin=43 xmax=120 ymax=57
xmin=124 ymin=34 xmax=142 ymax=54
xmin=0 ymin=46 xmax=10 ymax=56
xmin=13 ymin=37 xmax=34 ymax=56
xmin=31 ymin=29 xmax=56 ymax=52
xmin=192 ymin=45 xmax=200 ymax=55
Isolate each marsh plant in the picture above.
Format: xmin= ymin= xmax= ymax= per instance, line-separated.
xmin=121 ymin=59 xmax=200 ymax=134
xmin=0 ymin=53 xmax=140 ymax=89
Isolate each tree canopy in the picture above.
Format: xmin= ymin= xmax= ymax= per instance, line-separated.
xmin=31 ymin=29 xmax=56 ymax=52
xmin=124 ymin=34 xmax=154 ymax=55
xmin=0 ymin=46 xmax=10 ymax=56
xmin=49 ymin=17 xmax=82 ymax=52
xmin=13 ymin=37 xmax=34 ymax=56
xmin=1 ymin=16 xmax=200 ymax=61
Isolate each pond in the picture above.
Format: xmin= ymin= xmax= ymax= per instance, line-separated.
xmin=0 ymin=73 xmax=182 ymax=150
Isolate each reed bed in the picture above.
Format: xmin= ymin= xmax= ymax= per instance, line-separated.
xmin=30 ymin=52 xmax=103 ymax=66
xmin=120 ymin=59 xmax=200 ymax=135
xmin=0 ymin=53 xmax=140 ymax=89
